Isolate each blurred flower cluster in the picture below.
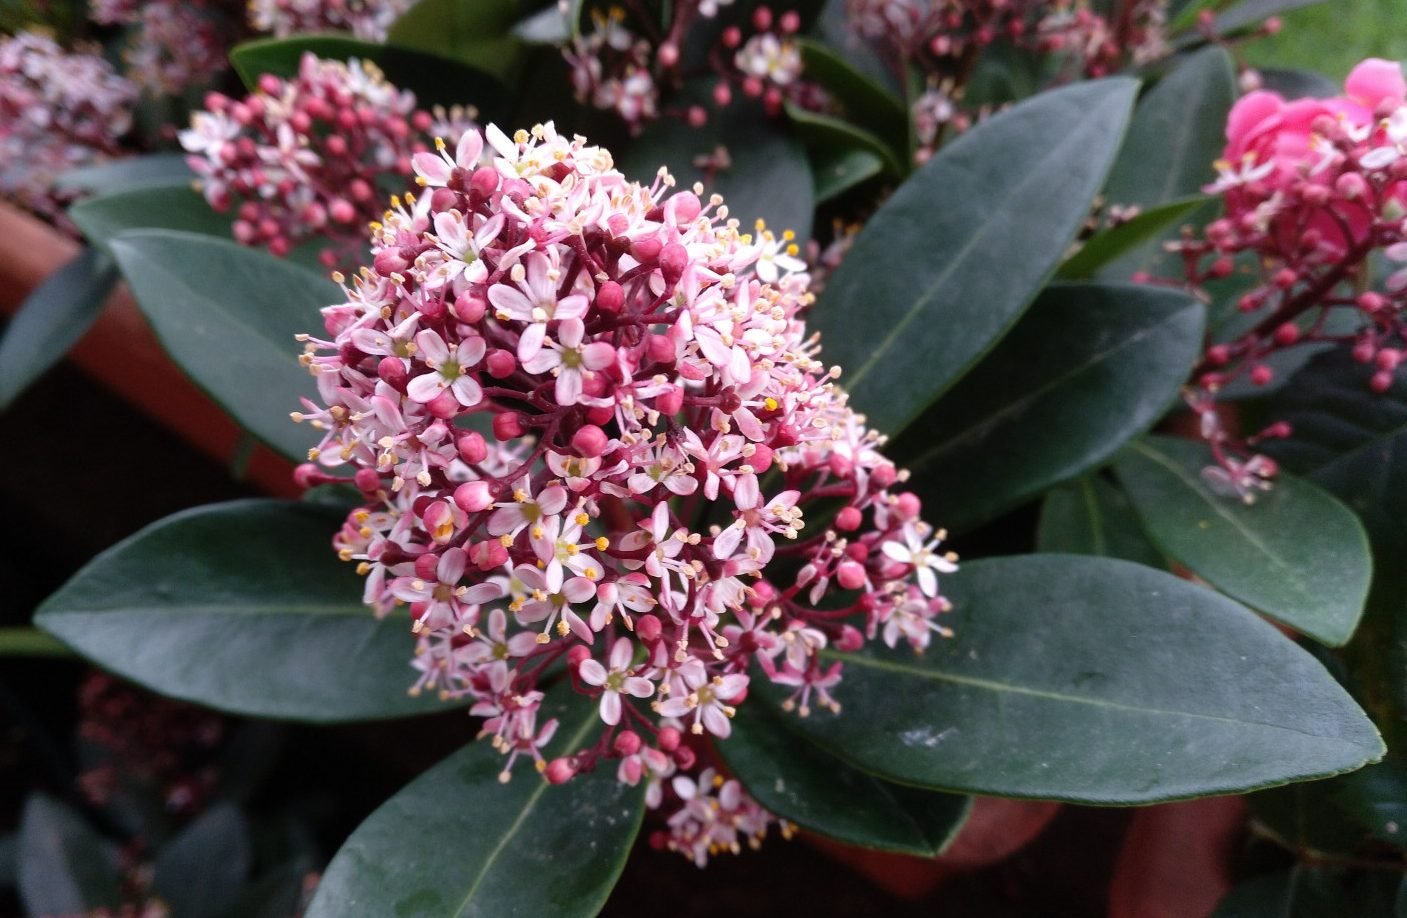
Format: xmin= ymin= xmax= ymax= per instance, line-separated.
xmin=181 ymin=53 xmax=475 ymax=268
xmin=293 ymin=122 xmax=956 ymax=862
xmin=0 ymin=30 xmax=136 ymax=227
xmin=248 ymin=0 xmax=418 ymax=41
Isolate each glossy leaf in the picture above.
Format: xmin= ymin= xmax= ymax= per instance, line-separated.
xmin=1114 ymin=435 xmax=1372 ymax=647
xmin=0 ymin=247 xmax=116 ymax=410
xmin=784 ymin=103 xmax=898 ymax=201
xmin=1037 ymin=475 xmax=1165 ymax=569
xmin=151 ymin=805 xmax=252 ymax=918
xmin=1099 ymin=46 xmax=1235 ymax=281
xmin=1057 ymin=197 xmax=1208 ymax=279
xmin=306 ymin=690 xmax=644 ymax=917
xmin=719 ymin=701 xmax=971 ymax=856
xmin=813 ymin=78 xmax=1137 ymax=435
xmin=35 ymin=500 xmax=450 ymax=722
xmin=1215 ymin=0 xmax=1329 ymax=33
xmin=18 ymin=795 xmax=120 ymax=916
xmin=55 ymin=153 xmax=193 ymax=193
xmin=1259 ymin=68 xmax=1338 ymax=100
xmin=108 ymin=230 xmax=334 ymax=462
xmin=795 ymin=37 xmax=907 ymax=155
xmin=755 ymin=554 xmax=1383 ymax=804
xmin=387 ymin=0 xmax=523 ymax=81
xmin=229 ymin=34 xmax=508 ymax=116
xmin=620 ymin=90 xmax=814 ymax=241
xmin=70 ymin=183 xmax=233 ymax=252
xmin=890 ymin=282 xmax=1204 ymax=531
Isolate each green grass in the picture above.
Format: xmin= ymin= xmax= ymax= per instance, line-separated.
xmin=1243 ymin=0 xmax=1407 ymax=80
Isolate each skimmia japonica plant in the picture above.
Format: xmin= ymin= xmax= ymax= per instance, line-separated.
xmin=8 ymin=0 xmax=1407 ymax=915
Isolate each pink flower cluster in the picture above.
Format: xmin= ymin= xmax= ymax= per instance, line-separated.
xmin=564 ymin=2 xmax=810 ymax=131
xmin=0 ymin=31 xmax=136 ymax=227
xmin=1167 ymin=59 xmax=1407 ymax=500
xmin=845 ymin=0 xmax=1167 ymax=78
xmin=181 ymin=53 xmax=473 ymax=268
xmin=293 ymin=123 xmax=957 ymax=862
xmin=90 ymin=0 xmax=231 ymax=94
xmin=248 ymin=0 xmax=417 ymax=41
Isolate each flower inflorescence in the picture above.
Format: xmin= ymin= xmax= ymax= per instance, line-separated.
xmin=1164 ymin=59 xmax=1407 ymax=500
xmin=181 ymin=53 xmax=475 ymax=269
xmin=248 ymin=0 xmax=418 ymax=41
xmin=293 ymin=122 xmax=956 ymax=862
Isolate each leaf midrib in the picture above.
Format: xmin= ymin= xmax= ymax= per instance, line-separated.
xmin=1127 ymin=440 xmax=1318 ymax=608
xmin=826 ymin=650 xmax=1368 ymax=746
xmin=906 ymin=305 xmax=1189 ymax=466
xmin=451 ymin=710 xmax=599 ymax=917
xmin=838 ymin=93 xmax=1122 ymax=396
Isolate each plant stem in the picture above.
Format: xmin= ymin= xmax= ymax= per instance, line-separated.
xmin=0 ymin=626 xmax=74 ymax=658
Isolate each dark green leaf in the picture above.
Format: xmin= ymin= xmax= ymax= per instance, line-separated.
xmin=151 ymin=805 xmax=252 ymax=918
xmin=620 ymin=89 xmax=814 ymax=242
xmin=720 ymin=700 xmax=970 ymax=855
xmin=1114 ymin=435 xmax=1372 ymax=646
xmin=795 ymin=37 xmax=908 ymax=156
xmin=784 ymin=103 xmax=898 ymax=202
xmin=1212 ymin=867 xmax=1345 ymax=918
xmin=1215 ymin=0 xmax=1329 ymax=33
xmin=755 ymin=554 xmax=1383 ymax=804
xmin=1259 ymin=68 xmax=1338 ymax=100
xmin=1058 ymin=197 xmax=1208 ymax=279
xmin=107 ymin=229 xmax=335 ymax=463
xmin=1036 ymin=475 xmax=1165 ymax=569
xmin=891 ymin=282 xmax=1204 ymax=531
xmin=1099 ymin=46 xmax=1235 ymax=281
xmin=388 ymin=0 xmax=524 ymax=82
xmin=1329 ymin=761 xmax=1407 ymax=849
xmin=306 ymin=690 xmax=644 ymax=917
xmin=18 ymin=795 xmax=121 ymax=916
xmin=69 ymin=183 xmax=233 ymax=253
xmin=813 ymin=78 xmax=1138 ymax=435
xmin=228 ymin=35 xmax=509 ymax=117
xmin=1249 ymin=780 xmax=1373 ymax=856
xmin=0 ymin=248 xmax=116 ymax=411
xmin=35 ymin=499 xmax=451 ymax=722
xmin=55 ymin=153 xmax=194 ymax=194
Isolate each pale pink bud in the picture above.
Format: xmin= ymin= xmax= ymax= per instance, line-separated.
xmin=456 ymin=431 xmax=487 ymax=464
xmin=835 ymin=506 xmax=862 ymax=531
xmin=486 ymin=349 xmax=516 ymax=378
xmin=454 ymin=480 xmax=493 ymax=512
xmin=614 ymin=730 xmax=642 ymax=756
xmin=635 ymin=614 xmax=662 ymax=643
xmin=595 ymin=280 xmax=624 ymax=314
xmin=657 ymin=725 xmax=681 ymax=751
xmin=453 ymin=291 xmax=486 ymax=323
xmin=414 ymin=552 xmax=439 ymax=580
xmin=837 ymin=561 xmax=866 ymax=590
xmin=836 ymin=625 xmax=864 ymax=652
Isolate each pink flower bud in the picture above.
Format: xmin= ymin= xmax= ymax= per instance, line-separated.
xmin=657 ymin=41 xmax=679 ymax=68
xmin=896 ymin=492 xmax=922 ymax=519
xmin=470 ymin=540 xmax=508 ymax=571
xmin=835 ymin=506 xmax=862 ymax=531
xmin=674 ymin=746 xmax=696 ymax=769
xmin=454 ymin=480 xmax=493 ymax=512
xmin=687 ymin=105 xmax=707 ymax=128
xmin=836 ymin=625 xmax=865 ymax=653
xmin=354 ymin=468 xmax=381 ymax=493
xmin=293 ymin=463 xmax=323 ymax=488
xmin=1354 ymin=340 xmax=1377 ymax=363
xmin=752 ymin=5 xmax=773 ymax=30
xmin=779 ymin=10 xmax=800 ymax=32
xmin=1205 ymin=344 xmax=1231 ymax=366
xmin=453 ymin=291 xmax=486 ymax=323
xmin=632 ymin=235 xmax=662 ymax=263
xmin=544 ymin=758 xmax=576 ymax=785
xmin=1250 ymin=365 xmax=1274 ymax=387
xmin=378 ymin=356 xmax=408 ymax=391
xmin=713 ymin=81 xmax=732 ymax=107
xmin=749 ymin=443 xmax=773 ymax=472
xmin=722 ymin=26 xmax=742 ymax=48
xmin=657 ymin=725 xmax=681 ymax=751
xmin=572 ymin=424 xmax=609 ymax=457
xmin=456 ymin=430 xmax=487 ymax=464
xmin=1359 ymin=292 xmax=1387 ymax=313
xmin=1377 ymin=348 xmax=1402 ymax=370
xmin=614 ymin=731 xmax=642 ymax=756
xmin=659 ymin=243 xmax=689 ymax=285
xmin=595 ymin=280 xmax=625 ymax=314
xmin=493 ymin=412 xmax=525 ymax=441
xmin=837 ymin=561 xmax=866 ymax=590
xmin=568 ymin=645 xmax=592 ymax=668
xmin=647 ymin=334 xmax=675 ymax=365
xmin=1273 ymin=322 xmax=1300 ymax=346
xmin=414 ymin=552 xmax=440 ymax=580
xmin=486 ymin=349 xmax=516 ymax=378
xmin=635 ymin=614 xmax=662 ymax=643
xmin=470 ymin=166 xmax=499 ymax=198
xmin=427 ymin=389 xmax=460 ymax=419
